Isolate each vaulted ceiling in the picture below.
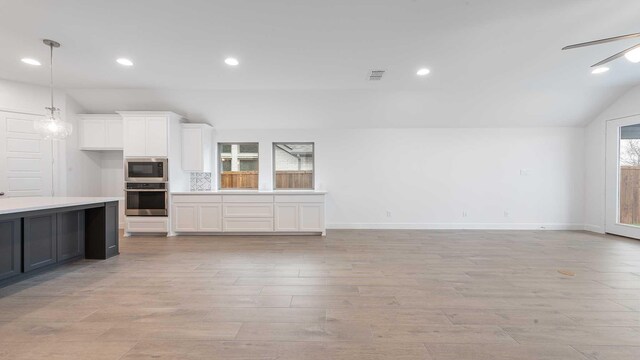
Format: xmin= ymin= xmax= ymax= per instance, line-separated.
xmin=1 ymin=0 xmax=639 ymax=128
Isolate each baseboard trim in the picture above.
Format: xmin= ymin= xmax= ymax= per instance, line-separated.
xmin=583 ymin=224 xmax=605 ymax=234
xmin=327 ymin=223 xmax=585 ymax=230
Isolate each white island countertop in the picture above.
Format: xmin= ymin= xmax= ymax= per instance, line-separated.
xmin=0 ymin=196 xmax=122 ymax=215
xmin=171 ymin=190 xmax=327 ymax=195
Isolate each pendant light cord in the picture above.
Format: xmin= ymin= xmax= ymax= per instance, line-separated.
xmin=49 ymin=42 xmax=54 ymax=112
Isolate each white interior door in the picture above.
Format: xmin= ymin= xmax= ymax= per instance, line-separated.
xmin=606 ymin=115 xmax=640 ymax=239
xmin=0 ymin=111 xmax=52 ymax=197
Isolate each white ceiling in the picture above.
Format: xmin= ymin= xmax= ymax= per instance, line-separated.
xmin=1 ymin=0 xmax=640 ymax=127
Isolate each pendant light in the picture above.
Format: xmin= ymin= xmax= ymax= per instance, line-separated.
xmin=34 ymin=39 xmax=72 ymax=140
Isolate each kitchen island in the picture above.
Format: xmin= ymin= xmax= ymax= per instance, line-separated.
xmin=0 ymin=197 xmax=120 ymax=287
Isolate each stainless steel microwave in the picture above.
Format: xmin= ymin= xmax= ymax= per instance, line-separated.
xmin=125 ymin=158 xmax=168 ymax=182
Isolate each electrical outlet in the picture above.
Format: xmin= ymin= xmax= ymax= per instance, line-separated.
xmin=504 ymin=211 xmax=509 ymax=218
xmin=462 ymin=211 xmax=468 ymax=217
xmin=386 ymin=211 xmax=392 ymax=218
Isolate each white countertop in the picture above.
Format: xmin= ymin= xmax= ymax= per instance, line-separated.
xmin=0 ymin=196 xmax=122 ymax=215
xmin=171 ymin=190 xmax=327 ymax=195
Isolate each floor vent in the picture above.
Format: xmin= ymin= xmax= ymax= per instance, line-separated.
xmin=368 ymin=70 xmax=385 ymax=81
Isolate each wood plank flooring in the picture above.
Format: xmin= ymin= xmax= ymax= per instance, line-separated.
xmin=0 ymin=229 xmax=639 ymax=359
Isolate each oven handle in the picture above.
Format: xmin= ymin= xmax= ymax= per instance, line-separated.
xmin=124 ymin=189 xmax=168 ymax=192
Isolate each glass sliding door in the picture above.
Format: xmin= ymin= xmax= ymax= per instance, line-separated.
xmin=606 ymin=116 xmax=640 ymax=239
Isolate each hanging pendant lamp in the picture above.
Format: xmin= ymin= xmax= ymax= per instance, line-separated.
xmin=34 ymin=39 xmax=72 ymax=140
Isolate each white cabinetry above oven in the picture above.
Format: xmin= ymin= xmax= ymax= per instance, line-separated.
xmin=170 ymin=192 xmax=326 ymax=235
xmin=118 ymin=111 xmax=183 ymax=158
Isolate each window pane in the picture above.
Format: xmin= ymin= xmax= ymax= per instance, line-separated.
xmin=274 ymin=143 xmax=314 ymax=189
xmin=239 ymin=143 xmax=259 ymax=153
xmin=239 ymin=159 xmax=258 ymax=171
xmin=219 ymin=143 xmax=259 ymax=189
xmin=619 ymin=125 xmax=640 ymax=226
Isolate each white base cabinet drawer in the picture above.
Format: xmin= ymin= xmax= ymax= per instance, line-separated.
xmin=126 ymin=217 xmax=169 ymax=233
xmin=223 ymin=218 xmax=274 ymax=232
xmin=223 ymin=203 xmax=274 ymax=218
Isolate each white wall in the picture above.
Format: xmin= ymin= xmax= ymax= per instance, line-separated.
xmin=0 ymin=78 xmax=113 ymax=198
xmin=63 ymin=95 xmax=103 ymax=196
xmin=1 ymin=79 xmax=586 ymax=230
xmin=584 ymin=85 xmax=640 ymax=233
xmin=217 ymin=127 xmax=584 ymax=229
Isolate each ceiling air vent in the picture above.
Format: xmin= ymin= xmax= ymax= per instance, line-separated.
xmin=368 ymin=69 xmax=385 ymax=81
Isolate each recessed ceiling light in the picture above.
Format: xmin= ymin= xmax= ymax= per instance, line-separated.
xmin=224 ymin=57 xmax=239 ymax=66
xmin=416 ymin=68 xmax=430 ymax=76
xmin=591 ymin=67 xmax=610 ymax=74
xmin=21 ymin=58 xmax=41 ymax=66
xmin=625 ymin=48 xmax=640 ymax=63
xmin=116 ymin=58 xmax=134 ymax=66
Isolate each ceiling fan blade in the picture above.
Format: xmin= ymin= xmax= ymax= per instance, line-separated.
xmin=562 ymin=32 xmax=640 ymax=50
xmin=591 ymin=42 xmax=640 ymax=67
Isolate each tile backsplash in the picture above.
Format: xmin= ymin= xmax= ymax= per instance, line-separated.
xmin=190 ymin=172 xmax=212 ymax=191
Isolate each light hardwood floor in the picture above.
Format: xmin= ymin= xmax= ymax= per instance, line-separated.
xmin=1 ymin=230 xmax=640 ymax=359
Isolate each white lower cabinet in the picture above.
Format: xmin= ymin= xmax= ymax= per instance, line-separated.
xmin=172 ymin=200 xmax=222 ymax=232
xmin=198 ymin=204 xmax=222 ymax=231
xmin=170 ymin=193 xmax=325 ymax=235
xmin=172 ymin=204 xmax=199 ymax=232
xmin=299 ymin=203 xmax=325 ymax=232
xmin=274 ymin=203 xmax=299 ymax=231
xmin=275 ymin=202 xmax=325 ymax=232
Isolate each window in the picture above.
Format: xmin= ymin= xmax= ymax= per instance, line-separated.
xmin=273 ymin=143 xmax=314 ymax=189
xmin=219 ymin=143 xmax=259 ymax=189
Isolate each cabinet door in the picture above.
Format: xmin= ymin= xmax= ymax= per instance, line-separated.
xmin=198 ymin=204 xmax=222 ymax=231
xmin=80 ymin=119 xmax=106 ymax=149
xmin=123 ymin=117 xmax=146 ymax=157
xmin=299 ymin=203 xmax=325 ymax=232
xmin=182 ymin=127 xmax=202 ymax=171
xmin=105 ymin=201 xmax=119 ymax=258
xmin=275 ymin=203 xmax=299 ymax=231
xmin=57 ymin=211 xmax=85 ymax=261
xmin=24 ymin=214 xmax=57 ymax=272
xmin=0 ymin=219 xmax=21 ymax=281
xmin=145 ymin=117 xmax=168 ymax=157
xmin=105 ymin=119 xmax=124 ymax=149
xmin=173 ymin=204 xmax=198 ymax=231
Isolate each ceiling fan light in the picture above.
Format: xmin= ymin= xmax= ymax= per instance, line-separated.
xmin=625 ymin=48 xmax=640 ymax=63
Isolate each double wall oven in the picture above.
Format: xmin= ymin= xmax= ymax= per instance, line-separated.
xmin=125 ymin=158 xmax=169 ymax=216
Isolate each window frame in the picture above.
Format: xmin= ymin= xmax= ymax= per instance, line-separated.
xmin=272 ymin=142 xmax=315 ymax=190
xmin=218 ymin=142 xmax=260 ymax=190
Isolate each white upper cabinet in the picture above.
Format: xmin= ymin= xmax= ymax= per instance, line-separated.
xmin=78 ymin=114 xmax=123 ymax=150
xmin=119 ymin=112 xmax=183 ymax=158
xmin=123 ymin=117 xmax=146 ymax=156
xmin=181 ymin=123 xmax=213 ymax=172
xmin=145 ymin=116 xmax=168 ymax=157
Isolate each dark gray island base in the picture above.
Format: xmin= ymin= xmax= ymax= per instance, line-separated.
xmin=0 ymin=200 xmax=119 ymax=288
